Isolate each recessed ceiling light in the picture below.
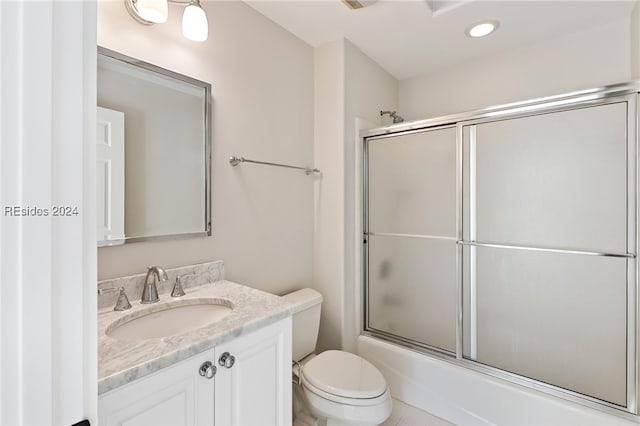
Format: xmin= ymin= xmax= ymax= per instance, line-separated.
xmin=465 ymin=20 xmax=499 ymax=38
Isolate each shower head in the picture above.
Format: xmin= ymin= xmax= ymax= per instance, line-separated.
xmin=380 ymin=110 xmax=404 ymax=124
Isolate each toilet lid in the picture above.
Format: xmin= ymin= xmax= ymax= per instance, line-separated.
xmin=302 ymin=350 xmax=387 ymax=399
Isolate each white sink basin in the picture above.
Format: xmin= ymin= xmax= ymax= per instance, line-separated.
xmin=106 ymin=299 xmax=233 ymax=340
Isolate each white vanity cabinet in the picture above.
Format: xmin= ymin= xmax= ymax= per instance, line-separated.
xmin=214 ymin=319 xmax=292 ymax=426
xmin=99 ymin=350 xmax=215 ymax=425
xmin=98 ymin=318 xmax=292 ymax=426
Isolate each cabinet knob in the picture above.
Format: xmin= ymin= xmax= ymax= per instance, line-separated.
xmin=199 ymin=361 xmax=216 ymax=379
xmin=219 ymin=352 xmax=235 ymax=368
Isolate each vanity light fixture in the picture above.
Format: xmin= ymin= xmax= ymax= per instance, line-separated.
xmin=182 ymin=2 xmax=209 ymax=42
xmin=125 ymin=0 xmax=209 ymax=42
xmin=465 ymin=20 xmax=499 ymax=38
xmin=127 ymin=0 xmax=168 ymax=23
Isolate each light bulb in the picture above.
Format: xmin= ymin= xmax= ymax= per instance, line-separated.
xmin=182 ymin=3 xmax=209 ymax=42
xmin=135 ymin=0 xmax=168 ymax=23
xmin=465 ymin=20 xmax=499 ymax=38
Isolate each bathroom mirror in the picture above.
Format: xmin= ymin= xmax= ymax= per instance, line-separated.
xmin=96 ymin=47 xmax=211 ymax=246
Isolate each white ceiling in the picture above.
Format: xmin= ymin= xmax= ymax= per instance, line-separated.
xmin=243 ymin=0 xmax=636 ymax=80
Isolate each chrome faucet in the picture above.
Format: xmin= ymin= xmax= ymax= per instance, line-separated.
xmin=141 ymin=266 xmax=168 ymax=304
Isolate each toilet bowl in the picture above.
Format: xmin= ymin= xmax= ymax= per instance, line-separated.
xmin=283 ymin=289 xmax=392 ymax=426
xmin=301 ymin=350 xmax=392 ymax=426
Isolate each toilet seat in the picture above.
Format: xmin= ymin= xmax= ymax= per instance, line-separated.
xmin=302 ymin=375 xmax=390 ymax=407
xmin=301 ymin=350 xmax=388 ymax=405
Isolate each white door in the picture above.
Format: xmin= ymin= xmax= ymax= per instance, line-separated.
xmin=96 ymin=106 xmax=125 ymax=244
xmin=215 ymin=318 xmax=292 ymax=426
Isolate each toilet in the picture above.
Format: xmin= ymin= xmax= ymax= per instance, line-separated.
xmin=283 ymin=288 xmax=392 ymax=426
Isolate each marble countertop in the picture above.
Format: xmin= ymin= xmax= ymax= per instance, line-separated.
xmin=98 ymin=280 xmax=294 ymax=395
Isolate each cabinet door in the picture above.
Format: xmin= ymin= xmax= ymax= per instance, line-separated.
xmin=215 ymin=318 xmax=292 ymax=426
xmin=99 ymin=351 xmax=215 ymax=425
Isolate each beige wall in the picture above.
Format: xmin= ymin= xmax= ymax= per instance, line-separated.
xmin=399 ymin=18 xmax=632 ymax=120
xmin=98 ymin=1 xmax=633 ymax=356
xmin=97 ymin=0 xmax=314 ymax=297
xmin=313 ymin=39 xmax=345 ymax=352
xmin=312 ymin=18 xmax=632 ymax=351
xmin=632 ymin=1 xmax=640 ymax=79
xmin=343 ymin=40 xmax=398 ymax=352
xmin=313 ymin=38 xmax=398 ymax=353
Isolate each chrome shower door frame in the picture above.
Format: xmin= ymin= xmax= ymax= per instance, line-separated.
xmin=361 ymin=81 xmax=640 ymax=419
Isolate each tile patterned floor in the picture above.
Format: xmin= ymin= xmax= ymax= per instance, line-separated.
xmin=380 ymin=399 xmax=454 ymax=426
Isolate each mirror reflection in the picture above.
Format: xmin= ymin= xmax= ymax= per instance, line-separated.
xmin=96 ymin=47 xmax=211 ymax=246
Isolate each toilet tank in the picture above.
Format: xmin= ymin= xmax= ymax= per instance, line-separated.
xmin=282 ymin=288 xmax=323 ymax=362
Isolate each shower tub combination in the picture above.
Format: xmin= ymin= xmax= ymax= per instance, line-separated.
xmin=358 ymin=82 xmax=640 ymax=424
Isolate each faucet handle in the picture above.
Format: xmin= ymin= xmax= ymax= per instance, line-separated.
xmin=114 ymin=287 xmax=132 ymax=311
xmin=99 ymin=286 xmax=132 ymax=311
xmin=171 ymin=275 xmax=185 ymax=297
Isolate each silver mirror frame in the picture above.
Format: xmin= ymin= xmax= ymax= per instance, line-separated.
xmin=97 ymin=46 xmax=212 ymax=246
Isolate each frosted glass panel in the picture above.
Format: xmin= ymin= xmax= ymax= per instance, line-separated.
xmin=467 ymin=102 xmax=627 ymax=253
xmin=462 ymin=246 xmax=627 ymax=406
xmin=368 ymin=235 xmax=456 ymax=352
xmin=368 ymin=127 xmax=456 ymax=237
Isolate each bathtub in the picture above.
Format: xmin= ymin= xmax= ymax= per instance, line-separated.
xmin=357 ymin=335 xmax=636 ymax=425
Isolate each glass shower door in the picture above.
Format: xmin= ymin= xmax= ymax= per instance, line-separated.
xmin=365 ymin=126 xmax=457 ymax=353
xmin=461 ymin=100 xmax=633 ymax=407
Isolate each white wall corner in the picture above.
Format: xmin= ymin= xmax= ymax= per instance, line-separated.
xmin=0 ymin=1 xmax=97 ymax=425
xmin=343 ymin=40 xmax=399 ymax=353
xmin=82 ymin=1 xmax=99 ymax=424
xmin=53 ymin=2 xmax=98 ymax=424
xmin=313 ymin=39 xmax=346 ymax=352
xmin=312 ymin=38 xmax=398 ymax=353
